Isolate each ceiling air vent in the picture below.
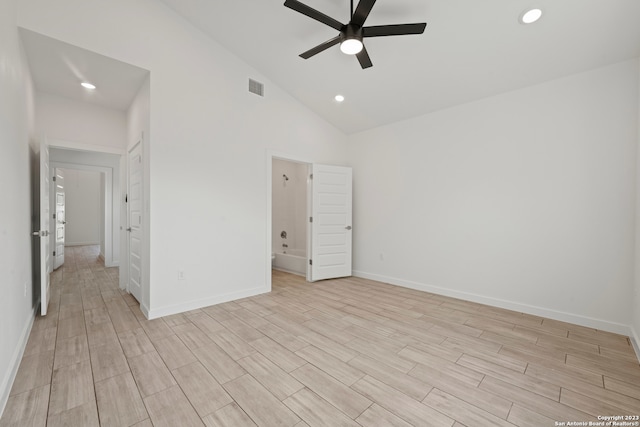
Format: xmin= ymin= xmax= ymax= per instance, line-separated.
xmin=248 ymin=78 xmax=264 ymax=97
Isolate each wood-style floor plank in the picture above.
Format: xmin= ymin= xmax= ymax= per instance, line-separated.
xmin=354 ymin=403 xmax=413 ymax=427
xmin=47 ymin=400 xmax=99 ymax=427
xmin=351 ymin=375 xmax=455 ymax=427
xmin=117 ymin=327 xmax=156 ymax=358
xmin=89 ymin=342 xmax=129 ymax=383
xmin=296 ymin=345 xmax=365 ymax=386
xmin=172 ymin=362 xmax=233 ymax=418
xmin=2 ymin=246 xmax=639 ymax=427
xmin=250 ymin=336 xmax=307 ymax=373
xmin=222 ymin=374 xmax=300 ymax=427
xmin=191 ymin=342 xmax=246 ymax=385
xmin=604 ymin=376 xmax=640 ymax=400
xmin=237 ymin=353 xmax=304 ymax=401
xmin=154 ymin=334 xmax=198 ymax=370
xmin=94 ymin=372 xmax=148 ymax=427
xmin=283 ymin=388 xmax=361 ymax=427
xmin=348 ymin=355 xmax=432 ymax=402
xmin=127 ymin=351 xmax=176 ymax=398
xmin=0 ymin=385 xmax=49 ymax=427
xmin=291 ymin=363 xmax=371 ymax=419
xmin=202 ymin=402 xmax=257 ymax=427
xmin=9 ymin=351 xmax=54 ymax=396
xmin=422 ymin=388 xmax=514 ymax=427
xmin=143 ymin=385 xmax=204 ymax=427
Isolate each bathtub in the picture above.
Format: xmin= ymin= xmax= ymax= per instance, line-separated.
xmin=272 ymin=248 xmax=307 ymax=276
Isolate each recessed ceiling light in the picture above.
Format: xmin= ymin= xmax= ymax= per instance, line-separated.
xmin=81 ymin=82 xmax=96 ymax=90
xmin=334 ymin=94 xmax=345 ymax=102
xmin=520 ymin=8 xmax=542 ymax=24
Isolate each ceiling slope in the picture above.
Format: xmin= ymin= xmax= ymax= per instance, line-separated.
xmin=159 ymin=0 xmax=640 ymax=133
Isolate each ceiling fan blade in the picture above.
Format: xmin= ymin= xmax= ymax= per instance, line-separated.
xmin=352 ymin=0 xmax=376 ymax=27
xmin=284 ymin=0 xmax=344 ymax=31
xmin=356 ymin=45 xmax=373 ymax=69
xmin=300 ymin=35 xmax=342 ymax=59
xmin=363 ymin=23 xmax=427 ymax=37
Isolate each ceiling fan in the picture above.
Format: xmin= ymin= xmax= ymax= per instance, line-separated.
xmin=284 ymin=0 xmax=427 ymax=69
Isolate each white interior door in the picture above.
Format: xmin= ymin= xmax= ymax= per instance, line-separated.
xmin=127 ymin=142 xmax=143 ymax=303
xmin=309 ymin=164 xmax=352 ymax=281
xmin=38 ymin=141 xmax=51 ymax=315
xmin=53 ymin=168 xmax=65 ymax=270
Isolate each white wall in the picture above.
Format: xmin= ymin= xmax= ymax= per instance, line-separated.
xmin=272 ymin=159 xmax=308 ymax=254
xmin=18 ymin=0 xmax=348 ymax=318
xmin=348 ymin=60 xmax=639 ymax=335
xmin=61 ymin=169 xmax=102 ymax=246
xmin=0 ymin=0 xmax=36 ymax=415
xmin=35 ymin=91 xmax=127 ymax=149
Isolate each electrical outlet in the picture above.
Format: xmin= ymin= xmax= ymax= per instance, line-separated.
xmin=379 ymin=253 xmax=384 ymax=261
xmin=178 ymin=270 xmax=185 ymax=280
xmin=23 ymin=282 xmax=27 ymax=297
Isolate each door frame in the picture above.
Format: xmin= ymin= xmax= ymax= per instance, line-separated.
xmin=47 ymin=139 xmax=124 ymax=272
xmin=49 ymin=163 xmax=114 ymax=265
xmin=266 ymin=151 xmax=314 ymax=291
xmin=126 ymin=139 xmax=144 ymax=304
xmin=52 ymin=167 xmax=65 ymax=270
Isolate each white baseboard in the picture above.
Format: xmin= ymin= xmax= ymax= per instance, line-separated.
xmin=631 ymin=327 xmax=640 ymax=363
xmin=140 ymin=301 xmax=151 ymax=320
xmin=272 ymin=267 xmax=305 ymax=277
xmin=146 ymin=285 xmax=269 ymax=320
xmin=353 ymin=270 xmax=633 ymax=337
xmin=0 ymin=303 xmax=37 ymax=419
xmin=65 ymin=242 xmax=100 ymax=247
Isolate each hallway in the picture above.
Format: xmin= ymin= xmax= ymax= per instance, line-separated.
xmin=2 ymin=245 xmax=138 ymax=426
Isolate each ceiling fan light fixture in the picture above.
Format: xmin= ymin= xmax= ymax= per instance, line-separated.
xmin=283 ymin=0 xmax=427 ymax=69
xmin=520 ymin=8 xmax=542 ymax=24
xmin=340 ymin=38 xmax=363 ymax=55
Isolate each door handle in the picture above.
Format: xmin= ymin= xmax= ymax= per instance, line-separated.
xmin=126 ymin=227 xmax=132 ymax=232
xmin=32 ymin=230 xmax=49 ymax=237
xmin=345 ymin=226 xmax=352 ymax=230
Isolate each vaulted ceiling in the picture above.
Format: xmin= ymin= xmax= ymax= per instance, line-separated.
xmin=159 ymin=0 xmax=640 ymax=133
xmin=21 ymin=0 xmax=640 ymax=134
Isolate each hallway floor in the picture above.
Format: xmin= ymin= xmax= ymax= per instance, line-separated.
xmin=1 ymin=245 xmax=639 ymax=426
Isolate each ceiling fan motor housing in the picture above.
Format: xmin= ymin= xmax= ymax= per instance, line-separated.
xmin=341 ymin=24 xmax=363 ymax=43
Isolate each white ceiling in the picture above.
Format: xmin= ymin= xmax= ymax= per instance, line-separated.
xmin=19 ymin=28 xmax=149 ymax=112
xmin=19 ymin=1 xmax=640 ymax=132
xmin=160 ymin=0 xmax=640 ymax=133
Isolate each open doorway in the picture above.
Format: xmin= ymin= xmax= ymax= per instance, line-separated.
xmin=49 ymin=146 xmax=121 ymax=272
xmin=267 ymin=153 xmax=354 ymax=289
xmin=51 ymin=168 xmax=103 ymax=266
xmin=271 ymin=158 xmax=311 ymax=278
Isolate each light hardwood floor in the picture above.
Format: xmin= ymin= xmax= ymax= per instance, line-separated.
xmin=2 ymin=245 xmax=639 ymax=426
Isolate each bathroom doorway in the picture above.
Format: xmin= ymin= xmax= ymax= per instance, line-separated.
xmin=271 ymin=158 xmax=310 ymax=278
